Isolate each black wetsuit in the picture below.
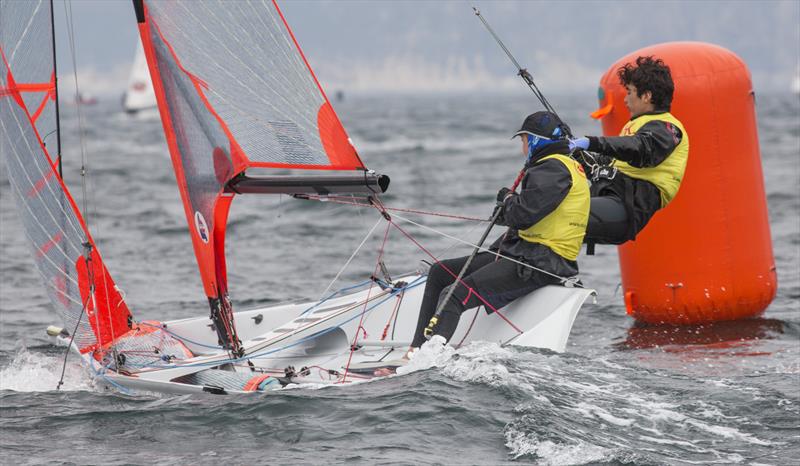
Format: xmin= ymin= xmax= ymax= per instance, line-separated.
xmin=410 ymin=143 xmax=579 ymax=348
xmin=584 ymin=110 xmax=684 ymax=244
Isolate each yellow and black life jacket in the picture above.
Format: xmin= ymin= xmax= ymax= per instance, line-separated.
xmin=614 ymin=112 xmax=689 ymax=207
xmin=517 ymin=154 xmax=590 ymax=261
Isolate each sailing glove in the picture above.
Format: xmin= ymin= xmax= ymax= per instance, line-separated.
xmin=493 ymin=204 xmax=508 ymax=226
xmin=568 ymin=137 xmax=590 ymax=153
xmin=496 ymin=187 xmax=514 ymax=205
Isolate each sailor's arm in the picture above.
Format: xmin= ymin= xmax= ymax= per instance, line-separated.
xmin=502 ymin=159 xmax=572 ymax=229
xmin=587 ymin=120 xmax=682 ymax=168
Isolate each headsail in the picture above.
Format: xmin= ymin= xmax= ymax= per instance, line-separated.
xmin=1 ymin=1 xmax=132 ymax=356
xmin=122 ymin=41 xmax=157 ymax=113
xmin=133 ymin=0 xmax=386 ymax=355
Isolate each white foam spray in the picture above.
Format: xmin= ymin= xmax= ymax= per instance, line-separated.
xmin=0 ymin=346 xmax=91 ymax=392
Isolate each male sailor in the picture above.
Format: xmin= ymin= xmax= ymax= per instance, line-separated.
xmin=569 ymin=55 xmax=689 ymax=247
xmin=407 ymin=111 xmax=589 ymax=354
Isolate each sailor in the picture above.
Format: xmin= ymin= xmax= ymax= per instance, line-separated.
xmin=568 ymin=55 xmax=689 ymax=247
xmin=407 ymin=111 xmax=590 ymax=353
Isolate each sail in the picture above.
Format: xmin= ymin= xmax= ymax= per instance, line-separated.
xmin=1 ymin=0 xmax=132 ymax=355
xmin=134 ymin=0 xmax=376 ymax=352
xmin=122 ymin=41 xmax=157 ymax=113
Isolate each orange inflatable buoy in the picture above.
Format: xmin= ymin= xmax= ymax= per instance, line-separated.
xmin=592 ymin=42 xmax=776 ymax=325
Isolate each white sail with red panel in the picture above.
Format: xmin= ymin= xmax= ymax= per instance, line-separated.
xmin=1 ymin=0 xmax=132 ymax=358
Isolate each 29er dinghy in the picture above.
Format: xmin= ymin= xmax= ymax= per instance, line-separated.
xmin=1 ymin=0 xmax=594 ymax=395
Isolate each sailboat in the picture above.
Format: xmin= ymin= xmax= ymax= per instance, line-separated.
xmin=121 ymin=41 xmax=156 ymax=114
xmin=1 ymin=0 xmax=595 ymax=395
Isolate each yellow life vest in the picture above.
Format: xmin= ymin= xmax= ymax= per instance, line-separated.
xmin=517 ymin=154 xmax=590 ymax=261
xmin=614 ymin=112 xmax=689 ymax=207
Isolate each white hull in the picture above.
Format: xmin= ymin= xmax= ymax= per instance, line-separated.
xmin=63 ymin=275 xmax=594 ymax=395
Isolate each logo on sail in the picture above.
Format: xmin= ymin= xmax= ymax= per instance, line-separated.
xmin=194 ymin=211 xmax=209 ymax=243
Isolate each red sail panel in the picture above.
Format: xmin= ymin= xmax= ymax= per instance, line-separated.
xmin=1 ymin=0 xmax=132 ymax=355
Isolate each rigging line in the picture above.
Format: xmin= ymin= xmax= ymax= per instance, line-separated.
xmin=341 ymin=221 xmax=392 ymax=383
xmin=455 ymin=306 xmax=481 ymax=349
xmin=388 ymin=219 xmax=523 ymax=335
xmin=390 ymin=210 xmax=583 ymax=287
xmin=48 ymin=0 xmax=62 ymax=177
xmin=63 ymin=1 xmax=118 ymax=335
xmin=56 ymin=266 xmax=92 ymax=390
xmin=300 ymin=194 xmax=487 ymax=222
xmin=62 ymin=0 xmax=90 ymax=227
xmin=317 ymin=217 xmax=383 ymax=301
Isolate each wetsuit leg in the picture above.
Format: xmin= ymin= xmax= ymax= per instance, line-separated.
xmin=410 ymin=253 xmax=496 ymax=348
xmin=433 ymin=256 xmax=560 ymax=344
xmin=585 ymin=195 xmax=629 ymax=245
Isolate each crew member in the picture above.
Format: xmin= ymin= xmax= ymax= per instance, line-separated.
xmin=569 ymin=56 xmax=689 ymax=247
xmin=408 ymin=111 xmax=590 ymax=352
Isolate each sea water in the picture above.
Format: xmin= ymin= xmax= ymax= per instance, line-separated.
xmin=1 ymin=93 xmax=798 ymax=465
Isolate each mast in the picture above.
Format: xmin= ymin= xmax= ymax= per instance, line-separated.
xmin=48 ymin=0 xmax=62 ymax=177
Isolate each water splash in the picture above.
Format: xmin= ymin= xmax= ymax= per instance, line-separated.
xmin=0 ymin=346 xmax=91 ymax=392
xmin=395 ymin=335 xmax=454 ymax=376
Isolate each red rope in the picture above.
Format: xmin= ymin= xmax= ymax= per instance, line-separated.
xmin=340 ymin=221 xmax=392 ymax=383
xmin=381 ymin=291 xmax=404 ymax=341
xmin=455 ymin=307 xmax=481 ymax=349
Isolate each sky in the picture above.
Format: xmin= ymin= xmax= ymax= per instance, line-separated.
xmin=52 ymin=0 xmax=800 ymax=98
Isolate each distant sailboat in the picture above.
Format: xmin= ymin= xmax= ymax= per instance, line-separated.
xmin=2 ymin=0 xmax=594 ymax=394
xmin=121 ymin=41 xmax=156 ymax=113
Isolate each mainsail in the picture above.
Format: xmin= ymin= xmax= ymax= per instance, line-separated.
xmin=122 ymin=41 xmax=157 ymax=113
xmin=134 ymin=0 xmax=387 ymax=356
xmin=1 ymin=0 xmax=132 ymax=356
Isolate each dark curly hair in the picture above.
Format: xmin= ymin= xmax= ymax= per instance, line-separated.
xmin=617 ymin=56 xmax=674 ymax=110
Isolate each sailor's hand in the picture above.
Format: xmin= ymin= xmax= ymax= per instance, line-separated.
xmin=493 ymin=204 xmax=508 ymax=227
xmin=496 ymin=187 xmax=514 ymax=205
xmin=568 ymin=137 xmax=590 ymax=153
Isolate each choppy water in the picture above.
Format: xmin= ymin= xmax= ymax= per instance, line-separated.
xmin=1 ymin=93 xmax=798 ymax=465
